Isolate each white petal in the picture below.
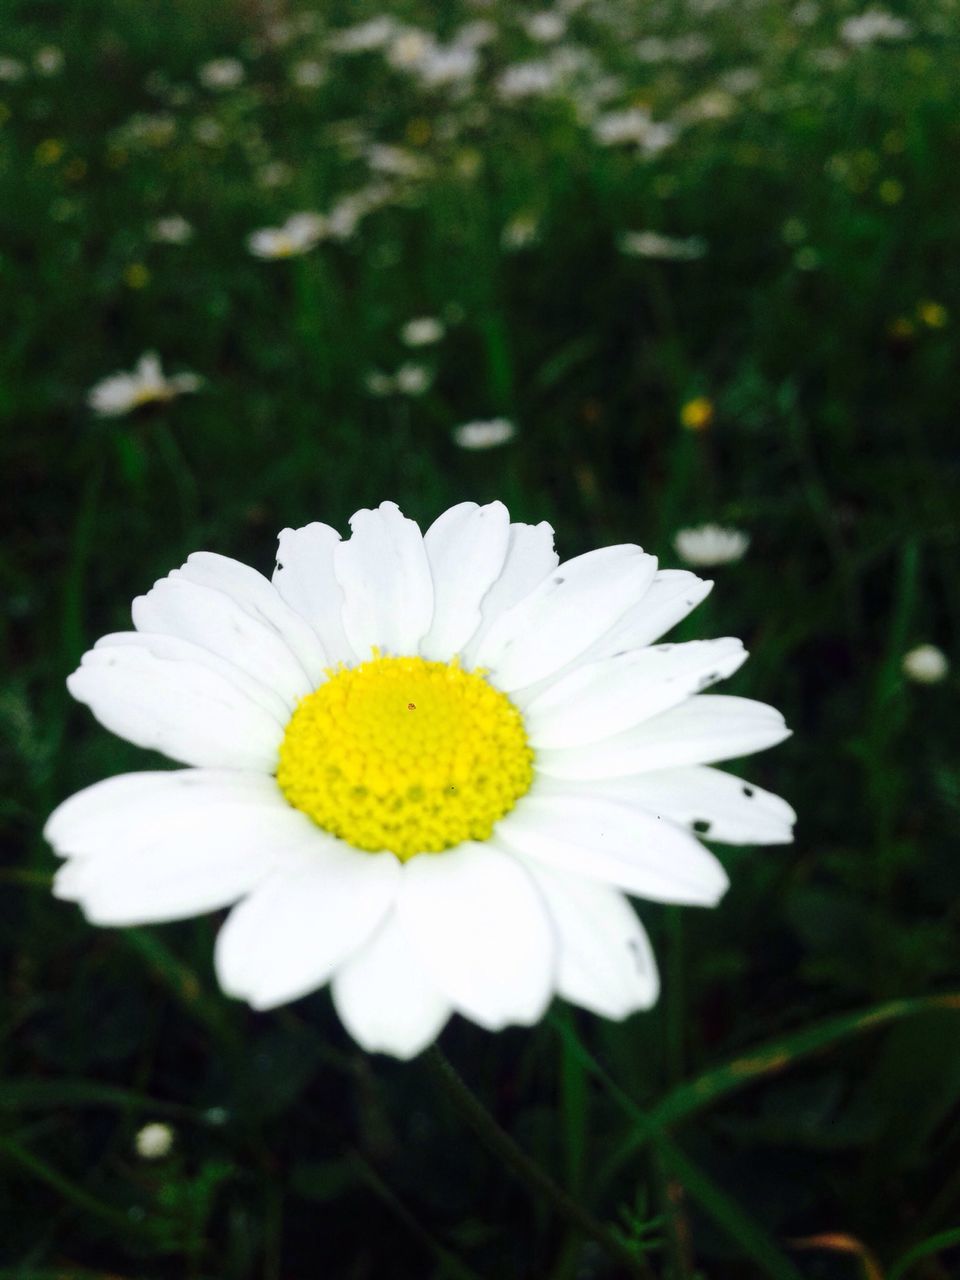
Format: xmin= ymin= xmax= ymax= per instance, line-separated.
xmin=460 ymin=521 xmax=558 ymax=667
xmin=579 ymin=569 xmax=714 ymax=660
xmin=214 ymin=848 xmax=400 ymax=1010
xmin=177 ymin=551 xmax=331 ymax=685
xmin=272 ymin=524 xmax=357 ymax=667
xmin=48 ymin=770 xmax=318 ymax=924
xmin=397 ymin=843 xmax=555 ymax=1031
xmin=68 ymin=637 xmax=285 ymax=769
xmin=333 ymin=502 xmax=434 ymax=658
xmin=46 ymin=769 xmax=292 ymax=856
xmin=496 ymin=792 xmax=728 ymax=905
xmin=536 ymin=695 xmax=791 ymax=780
xmin=419 ymin=502 xmax=510 ymax=660
xmin=331 ymin=911 xmax=450 ymax=1059
xmin=133 ymin=577 xmax=314 ymax=709
xmin=523 ymin=638 xmax=748 ymax=747
xmin=473 ymin=545 xmax=658 ymax=690
xmin=522 ymin=861 xmax=659 ymax=1017
xmin=564 ymin=766 xmax=796 ymax=845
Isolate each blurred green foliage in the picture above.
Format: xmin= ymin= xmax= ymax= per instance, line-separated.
xmin=2 ymin=0 xmax=960 ymax=1276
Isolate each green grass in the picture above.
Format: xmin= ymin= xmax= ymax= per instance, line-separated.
xmin=2 ymin=0 xmax=960 ymax=1275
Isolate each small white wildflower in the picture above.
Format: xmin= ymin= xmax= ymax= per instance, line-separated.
xmin=401 ymin=317 xmax=445 ymax=347
xmin=501 ymin=212 xmax=540 ymax=251
xmin=365 ymin=370 xmax=396 ymax=396
xmin=902 ymin=644 xmax=949 ymax=685
xmin=719 ymin=67 xmax=762 ymax=95
xmin=150 ymin=214 xmax=194 ymax=245
xmin=247 ymin=212 xmax=326 ymax=260
xmin=524 ymin=11 xmax=567 ymax=42
xmin=673 ymin=524 xmax=750 ymax=567
xmin=88 ymin=353 xmax=202 ymax=417
xmin=365 ymin=143 xmax=428 ymax=178
xmin=35 ymin=46 xmax=64 ymax=76
xmin=328 ymin=17 xmax=399 ymax=54
xmin=135 ymin=1122 xmax=174 ymax=1160
xmin=808 ymin=46 xmax=848 ymax=71
xmin=387 ymin=29 xmax=435 ymax=70
xmin=199 ymin=57 xmax=245 ymax=90
xmin=454 ymin=20 xmax=497 ymax=48
xmin=452 ymin=417 xmax=516 ymax=450
xmin=791 ymin=1 xmax=820 ymax=25
xmin=395 ymin=363 xmax=432 ymax=395
xmin=192 ymin=117 xmax=224 ymax=146
xmin=497 ymin=60 xmax=560 ymax=100
xmin=418 ymin=44 xmax=479 ymax=87
xmin=291 ymin=60 xmax=327 ymax=89
xmin=257 ymin=161 xmax=294 ymax=189
xmin=593 ymin=108 xmax=678 ymax=155
xmin=618 ymin=231 xmax=707 ymax=261
xmin=840 ymin=9 xmax=913 ymax=46
xmin=0 ymin=56 xmax=26 ymax=82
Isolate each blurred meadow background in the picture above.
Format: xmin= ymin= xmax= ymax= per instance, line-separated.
xmin=3 ymin=0 xmax=960 ymax=1276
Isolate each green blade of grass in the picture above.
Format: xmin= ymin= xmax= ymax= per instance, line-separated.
xmin=888 ymin=1228 xmax=960 ymax=1280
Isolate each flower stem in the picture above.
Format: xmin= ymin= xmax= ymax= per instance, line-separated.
xmin=424 ymin=1045 xmax=655 ymax=1279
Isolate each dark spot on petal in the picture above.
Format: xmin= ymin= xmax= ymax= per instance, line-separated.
xmin=693 ymin=819 xmax=712 ymax=834
xmin=407 ymin=703 xmax=416 ymax=710
xmin=553 ymin=575 xmax=565 ymax=585
xmin=742 ymin=785 xmax=754 ymax=798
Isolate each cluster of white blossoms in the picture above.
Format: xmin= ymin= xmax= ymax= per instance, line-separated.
xmin=673 ymin=524 xmax=750 ymax=567
xmin=87 ymin=353 xmax=202 ymax=417
xmin=47 ymin=502 xmax=793 ymax=1060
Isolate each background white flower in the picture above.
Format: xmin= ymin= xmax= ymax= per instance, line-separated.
xmin=902 ymin=643 xmax=949 ymax=684
xmin=87 ymin=353 xmax=202 ymax=416
xmin=135 ymin=1122 xmax=175 ymax=1160
xmin=673 ymin=524 xmax=750 ymax=567
xmin=198 ymin=57 xmax=245 ymax=90
xmin=247 ymin=213 xmax=327 ymax=259
xmin=400 ymin=316 xmax=445 ymax=347
xmin=47 ymin=502 xmax=793 ymax=1060
xmin=452 ymin=418 xmax=517 ymax=449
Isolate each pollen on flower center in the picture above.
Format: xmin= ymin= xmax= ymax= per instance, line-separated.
xmin=277 ymin=654 xmax=534 ymax=860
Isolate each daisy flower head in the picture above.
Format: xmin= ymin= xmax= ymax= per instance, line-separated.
xmin=400 ymin=316 xmax=445 ymax=347
xmin=453 ymin=417 xmax=517 ymax=450
xmin=87 ymin=353 xmax=201 ymax=417
xmin=247 ymin=213 xmax=327 ymax=260
xmin=902 ymin=643 xmax=949 ymax=684
xmin=47 ymin=502 xmax=794 ymax=1059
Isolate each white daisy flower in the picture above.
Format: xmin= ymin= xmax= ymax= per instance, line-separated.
xmin=840 ymin=9 xmax=912 ymax=45
xmin=618 ymin=231 xmax=707 ymax=261
xmin=453 ymin=418 xmax=517 ymax=450
xmin=0 ymin=56 xmax=26 ymax=82
xmin=198 ymin=57 xmax=245 ymax=90
xmin=673 ymin=524 xmax=750 ymax=567
xmin=135 ymin=1122 xmax=174 ymax=1160
xmin=87 ymin=353 xmax=202 ymax=417
xmin=35 ymin=46 xmax=64 ymax=76
xmin=247 ymin=213 xmax=327 ymax=260
xmin=902 ymin=644 xmax=949 ymax=685
xmin=47 ymin=501 xmax=793 ymax=1059
xmin=150 ymin=214 xmax=194 ymax=245
xmin=401 ymin=317 xmax=445 ymax=347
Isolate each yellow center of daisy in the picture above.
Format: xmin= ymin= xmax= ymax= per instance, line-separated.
xmin=277 ymin=655 xmax=534 ymax=860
